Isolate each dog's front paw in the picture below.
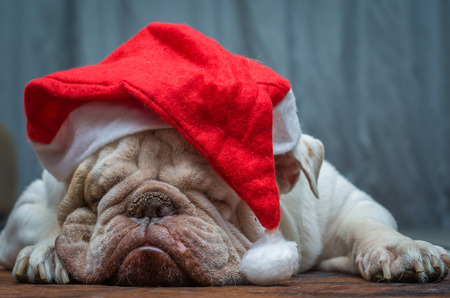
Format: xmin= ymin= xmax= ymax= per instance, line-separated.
xmin=13 ymin=240 xmax=70 ymax=284
xmin=356 ymin=239 xmax=450 ymax=283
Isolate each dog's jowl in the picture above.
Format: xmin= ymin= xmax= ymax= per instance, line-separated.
xmin=0 ymin=23 xmax=448 ymax=286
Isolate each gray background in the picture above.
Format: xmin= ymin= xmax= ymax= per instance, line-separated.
xmin=0 ymin=0 xmax=449 ymax=231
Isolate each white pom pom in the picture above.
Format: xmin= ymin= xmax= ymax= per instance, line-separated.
xmin=240 ymin=231 xmax=299 ymax=285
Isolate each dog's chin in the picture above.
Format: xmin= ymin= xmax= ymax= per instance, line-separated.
xmin=112 ymin=245 xmax=193 ymax=286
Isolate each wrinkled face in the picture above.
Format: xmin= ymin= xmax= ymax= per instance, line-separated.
xmin=55 ymin=129 xmax=264 ymax=286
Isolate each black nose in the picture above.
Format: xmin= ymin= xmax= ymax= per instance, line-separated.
xmin=127 ymin=190 xmax=176 ymax=219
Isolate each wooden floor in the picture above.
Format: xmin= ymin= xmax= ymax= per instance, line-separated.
xmin=0 ymin=269 xmax=449 ymax=297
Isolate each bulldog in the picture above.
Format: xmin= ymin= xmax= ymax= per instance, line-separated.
xmin=0 ymin=128 xmax=448 ymax=286
xmin=1 ymin=22 xmax=449 ymax=286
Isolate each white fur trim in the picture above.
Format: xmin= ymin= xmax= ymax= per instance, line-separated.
xmin=272 ymin=90 xmax=301 ymax=155
xmin=33 ymin=90 xmax=300 ymax=181
xmin=240 ymin=231 xmax=299 ymax=285
xmin=31 ymin=100 xmax=171 ymax=181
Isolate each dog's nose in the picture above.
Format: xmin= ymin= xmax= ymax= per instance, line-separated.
xmin=127 ymin=190 xmax=176 ymax=219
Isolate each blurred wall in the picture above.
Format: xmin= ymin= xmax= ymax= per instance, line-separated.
xmin=0 ymin=0 xmax=449 ymax=230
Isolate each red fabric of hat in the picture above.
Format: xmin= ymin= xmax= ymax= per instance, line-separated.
xmin=24 ymin=22 xmax=291 ymax=230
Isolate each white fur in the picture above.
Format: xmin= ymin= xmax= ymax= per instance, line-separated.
xmin=281 ymin=160 xmax=448 ymax=283
xmin=0 ymin=171 xmax=67 ymax=283
xmin=0 ymin=135 xmax=448 ymax=284
xmin=0 ymin=171 xmax=64 ymax=268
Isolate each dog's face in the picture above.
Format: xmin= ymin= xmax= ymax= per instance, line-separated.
xmin=54 ymin=129 xmax=319 ymax=286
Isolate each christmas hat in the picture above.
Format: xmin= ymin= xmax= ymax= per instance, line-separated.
xmin=24 ymin=22 xmax=301 ymax=284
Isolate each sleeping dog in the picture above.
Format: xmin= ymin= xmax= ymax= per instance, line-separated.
xmin=0 ymin=128 xmax=448 ymax=285
xmin=1 ymin=22 xmax=449 ymax=286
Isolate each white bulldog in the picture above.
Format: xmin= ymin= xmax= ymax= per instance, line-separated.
xmin=0 ymin=129 xmax=448 ymax=285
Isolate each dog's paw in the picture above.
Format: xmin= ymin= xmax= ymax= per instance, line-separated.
xmin=13 ymin=240 xmax=70 ymax=284
xmin=356 ymin=239 xmax=449 ymax=283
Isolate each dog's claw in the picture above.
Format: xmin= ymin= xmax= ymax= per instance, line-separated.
xmin=413 ymin=260 xmax=425 ymax=273
xmin=381 ymin=261 xmax=391 ymax=280
xmin=15 ymin=258 xmax=28 ymax=277
xmin=61 ymin=269 xmax=70 ymax=284
xmin=442 ymin=255 xmax=450 ymax=267
xmin=431 ymin=256 xmax=440 ymax=269
xmin=38 ymin=264 xmax=47 ymax=281
xmin=357 ymin=261 xmax=368 ymax=281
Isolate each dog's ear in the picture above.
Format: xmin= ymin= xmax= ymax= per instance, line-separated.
xmin=275 ymin=151 xmax=302 ymax=194
xmin=294 ymin=134 xmax=324 ymax=198
xmin=275 ymin=135 xmax=324 ymax=196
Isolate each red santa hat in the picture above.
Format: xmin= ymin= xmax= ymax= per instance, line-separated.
xmin=24 ymin=22 xmax=301 ymax=284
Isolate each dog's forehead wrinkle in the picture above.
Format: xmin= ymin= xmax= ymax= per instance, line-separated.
xmin=154 ymin=129 xmax=191 ymax=150
xmin=96 ymin=142 xmax=116 ymax=161
xmin=160 ymin=161 xmax=208 ymax=192
xmin=136 ymin=132 xmax=165 ymax=170
xmin=83 ymin=132 xmax=167 ymax=212
xmin=96 ymin=173 xmax=150 ymax=218
xmin=115 ymin=133 xmax=142 ymax=159
xmin=85 ymin=157 xmax=138 ymax=211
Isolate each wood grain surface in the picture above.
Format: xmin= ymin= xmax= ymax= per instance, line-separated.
xmin=0 ymin=269 xmax=449 ymax=297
